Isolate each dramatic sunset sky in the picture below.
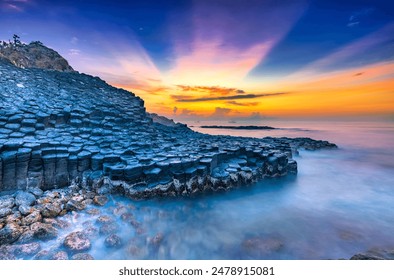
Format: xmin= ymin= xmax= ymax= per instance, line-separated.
xmin=1 ymin=0 xmax=393 ymax=122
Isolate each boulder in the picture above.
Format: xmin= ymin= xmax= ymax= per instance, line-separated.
xmin=99 ymin=223 xmax=118 ymax=235
xmin=93 ymin=195 xmax=108 ymax=206
xmin=350 ymin=254 xmax=384 ymax=260
xmin=96 ymin=215 xmax=114 ymax=225
xmin=350 ymin=248 xmax=394 ymax=260
xmin=28 ymin=188 xmax=44 ymax=197
xmin=21 ymin=210 xmax=42 ymax=226
xmin=104 ymin=234 xmax=122 ymax=248
xmin=65 ymin=199 xmax=86 ymax=211
xmin=0 ymin=246 xmax=16 ymax=260
xmin=33 ymin=250 xmax=52 ymax=260
xmin=71 ymin=253 xmax=94 ymax=260
xmin=0 ymin=222 xmax=22 ymax=245
xmin=12 ymin=242 xmax=41 ymax=256
xmin=40 ymin=203 xmax=62 ymax=218
xmin=0 ymin=195 xmax=15 ymax=209
xmin=29 ymin=222 xmax=58 ymax=240
xmin=42 ymin=218 xmax=70 ymax=229
xmin=0 ymin=208 xmax=12 ymax=219
xmin=63 ymin=231 xmax=91 ymax=252
xmin=18 ymin=204 xmax=33 ymax=216
xmin=51 ymin=251 xmax=69 ymax=260
xmin=15 ymin=191 xmax=36 ymax=207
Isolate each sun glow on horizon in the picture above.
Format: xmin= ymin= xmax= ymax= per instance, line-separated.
xmin=4 ymin=1 xmax=392 ymax=122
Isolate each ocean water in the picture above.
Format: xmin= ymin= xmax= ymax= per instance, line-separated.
xmin=33 ymin=121 xmax=394 ymax=259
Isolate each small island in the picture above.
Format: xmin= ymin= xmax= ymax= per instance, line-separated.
xmin=201 ymin=125 xmax=276 ymax=130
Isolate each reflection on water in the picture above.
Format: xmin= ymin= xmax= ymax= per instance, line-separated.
xmin=33 ymin=121 xmax=394 ymax=259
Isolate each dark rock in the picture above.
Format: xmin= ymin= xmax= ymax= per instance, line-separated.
xmin=21 ymin=210 xmax=42 ymax=226
xmin=93 ymin=195 xmax=108 ymax=206
xmin=0 ymin=207 xmax=12 ymax=218
xmin=29 ymin=222 xmax=58 ymax=240
xmin=5 ymin=211 xmax=22 ymax=224
xmin=0 ymin=195 xmax=15 ymax=209
xmin=104 ymin=234 xmax=122 ymax=248
xmin=28 ymin=188 xmax=44 ymax=197
xmin=86 ymin=208 xmax=100 ymax=216
xmin=99 ymin=223 xmax=118 ymax=235
xmin=63 ymin=231 xmax=91 ymax=252
xmin=350 ymin=248 xmax=394 ymax=260
xmin=96 ymin=215 xmax=114 ymax=225
xmin=65 ymin=199 xmax=86 ymax=211
xmin=350 ymin=253 xmax=384 ymax=260
xmin=33 ymin=250 xmax=52 ymax=260
xmin=51 ymin=251 xmax=69 ymax=260
xmin=15 ymin=191 xmax=36 ymax=207
xmin=0 ymin=246 xmax=16 ymax=260
xmin=71 ymin=253 xmax=94 ymax=260
xmin=16 ymin=230 xmax=35 ymax=244
xmin=82 ymin=226 xmax=99 ymax=238
xmin=42 ymin=218 xmax=70 ymax=229
xmin=18 ymin=204 xmax=33 ymax=216
xmin=40 ymin=203 xmax=62 ymax=218
xmin=0 ymin=222 xmax=22 ymax=245
xmin=11 ymin=242 xmax=41 ymax=256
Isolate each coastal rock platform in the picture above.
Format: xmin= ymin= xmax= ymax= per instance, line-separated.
xmin=0 ymin=48 xmax=339 ymax=252
xmin=0 ymin=58 xmax=336 ymax=201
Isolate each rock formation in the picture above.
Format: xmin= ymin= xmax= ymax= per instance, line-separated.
xmin=0 ymin=37 xmax=74 ymax=72
xmin=0 ymin=41 xmax=337 ymax=201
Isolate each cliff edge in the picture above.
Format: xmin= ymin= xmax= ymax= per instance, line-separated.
xmin=0 ymin=36 xmax=74 ymax=72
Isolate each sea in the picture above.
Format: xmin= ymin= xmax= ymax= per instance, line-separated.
xmin=30 ymin=120 xmax=394 ymax=260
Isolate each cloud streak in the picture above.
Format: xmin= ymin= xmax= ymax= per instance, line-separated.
xmin=176 ymin=85 xmax=245 ymax=95
xmin=226 ymin=101 xmax=259 ymax=107
xmin=293 ymin=23 xmax=394 ymax=77
xmin=165 ymin=0 xmax=307 ymax=86
xmin=174 ymin=92 xmax=288 ymax=102
xmin=0 ymin=0 xmax=30 ymax=12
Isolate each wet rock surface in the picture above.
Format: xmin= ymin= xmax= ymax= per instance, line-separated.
xmin=104 ymin=234 xmax=122 ymax=248
xmin=350 ymin=248 xmax=394 ymax=260
xmin=71 ymin=253 xmax=94 ymax=260
xmin=29 ymin=222 xmax=58 ymax=240
xmin=0 ymin=222 xmax=23 ymax=245
xmin=63 ymin=231 xmax=91 ymax=252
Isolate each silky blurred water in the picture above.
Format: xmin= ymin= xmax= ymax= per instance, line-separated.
xmin=34 ymin=121 xmax=394 ymax=259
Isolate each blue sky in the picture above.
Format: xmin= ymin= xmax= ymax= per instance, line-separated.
xmin=1 ymin=0 xmax=393 ymax=120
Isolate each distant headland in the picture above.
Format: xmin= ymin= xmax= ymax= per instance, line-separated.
xmin=200 ymin=125 xmax=276 ymax=130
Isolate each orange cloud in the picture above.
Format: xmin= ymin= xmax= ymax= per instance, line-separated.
xmin=61 ymin=3 xmax=392 ymax=122
xmin=176 ymin=85 xmax=245 ymax=95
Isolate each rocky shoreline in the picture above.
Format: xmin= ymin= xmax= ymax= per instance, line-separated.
xmin=2 ymin=184 xmax=392 ymax=260
xmin=0 ymin=42 xmax=342 ymax=259
xmin=0 ymin=54 xmax=337 ymax=199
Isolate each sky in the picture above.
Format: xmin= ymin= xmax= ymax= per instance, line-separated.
xmin=1 ymin=0 xmax=394 ymax=123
